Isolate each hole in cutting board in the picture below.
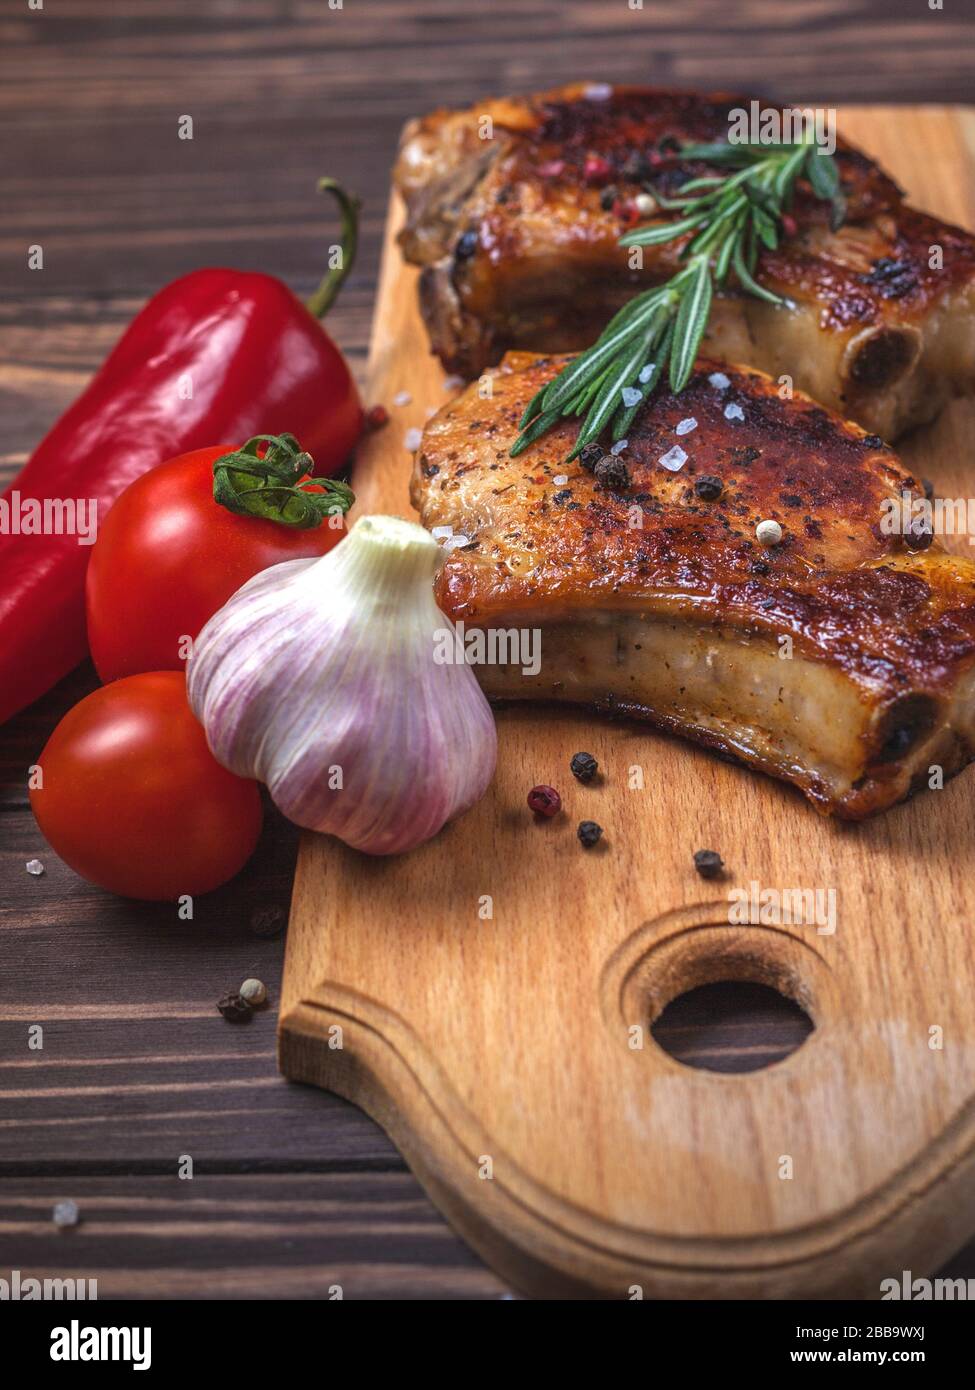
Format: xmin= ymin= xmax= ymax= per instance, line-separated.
xmin=651 ymin=981 xmax=814 ymax=1073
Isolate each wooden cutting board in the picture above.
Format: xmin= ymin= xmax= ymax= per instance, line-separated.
xmin=280 ymin=107 xmax=975 ymax=1298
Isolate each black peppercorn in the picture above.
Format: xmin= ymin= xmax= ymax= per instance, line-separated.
xmin=599 ymin=185 xmax=618 ymax=211
xmin=527 ymin=784 xmax=561 ymax=817
xmin=905 ymin=517 xmax=934 ymax=551
xmin=217 ymin=992 xmax=253 ymax=1023
xmin=577 ymin=820 xmax=603 ymax=848
xmin=594 ymin=454 xmax=631 ymax=490
xmin=454 ymin=229 xmax=478 ymax=261
xmin=693 ymin=849 xmax=724 ymax=880
xmin=570 ymin=751 xmax=599 ymax=783
xmin=578 ymin=441 xmax=604 ymax=473
xmin=621 ymin=150 xmax=652 ymax=182
xmin=694 ymin=474 xmax=724 ymax=502
xmin=862 ymin=434 xmax=885 ymax=449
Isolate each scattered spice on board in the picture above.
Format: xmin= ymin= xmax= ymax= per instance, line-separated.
xmin=693 ymin=849 xmax=724 ymax=880
xmin=217 ymin=992 xmax=253 ymax=1023
xmin=570 ymin=751 xmax=599 ymax=783
xmin=527 ymin=785 xmax=562 ymax=818
xmin=577 ymin=820 xmax=603 ymax=849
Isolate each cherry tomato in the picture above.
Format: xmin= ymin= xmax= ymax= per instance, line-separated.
xmin=86 ymin=445 xmax=347 ymax=682
xmin=30 ymin=672 xmax=262 ymax=900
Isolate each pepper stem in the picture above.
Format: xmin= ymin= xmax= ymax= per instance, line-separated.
xmin=305 ymin=177 xmax=360 ymax=320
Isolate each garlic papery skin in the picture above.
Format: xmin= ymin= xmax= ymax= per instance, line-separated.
xmin=186 ymin=515 xmax=498 ymax=855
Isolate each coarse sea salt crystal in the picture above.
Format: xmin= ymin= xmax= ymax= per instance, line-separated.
xmin=659 ymin=445 xmax=688 ymax=472
xmin=443 ymin=533 xmax=471 ymax=552
xmin=553 ymin=473 xmax=568 ymax=485
xmin=425 ymin=405 xmax=438 ymax=419
xmin=611 ymin=439 xmax=629 ymax=455
xmin=638 ymin=363 xmax=656 ymax=384
xmin=724 ymin=403 xmax=745 ymax=422
xmin=675 ymin=417 xmax=698 ymax=436
xmin=404 ymin=427 xmax=423 ymax=451
xmin=621 ymin=387 xmax=642 ymax=408
xmin=52 ymin=1200 xmax=79 ymax=1228
xmin=25 ymin=859 xmax=44 ymax=876
xmin=583 ymin=82 xmax=613 ymax=101
xmin=709 ymin=371 xmax=730 ymax=390
xmin=431 ymin=525 xmax=453 ymax=540
xmin=392 ymin=390 xmax=412 ymax=407
xmin=443 ymin=374 xmax=465 ymax=392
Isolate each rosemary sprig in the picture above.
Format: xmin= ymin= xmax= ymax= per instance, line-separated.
xmin=511 ymin=135 xmax=844 ymax=460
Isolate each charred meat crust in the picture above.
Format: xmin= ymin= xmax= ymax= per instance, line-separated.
xmin=396 ymin=85 xmax=901 ymax=264
xmin=416 ymin=355 xmax=975 ymax=699
xmin=395 ymin=84 xmax=975 ymax=437
xmin=411 ymin=352 xmax=975 ymax=819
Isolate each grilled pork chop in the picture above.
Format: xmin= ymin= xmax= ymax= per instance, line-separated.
xmin=396 ymin=84 xmax=975 ymax=440
xmin=411 ymin=352 xmax=975 ymax=819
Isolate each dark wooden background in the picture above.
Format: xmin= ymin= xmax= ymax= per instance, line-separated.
xmin=2 ymin=0 xmax=974 ymax=1298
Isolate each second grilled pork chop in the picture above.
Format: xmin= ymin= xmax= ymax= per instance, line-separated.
xmin=396 ymin=84 xmax=975 ymax=440
xmin=411 ymin=353 xmax=975 ymax=819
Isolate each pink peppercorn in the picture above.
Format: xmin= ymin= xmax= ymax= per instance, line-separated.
xmin=527 ymin=785 xmax=562 ymax=818
xmin=613 ymin=199 xmax=641 ymax=229
xmin=583 ymin=154 xmax=612 ymax=185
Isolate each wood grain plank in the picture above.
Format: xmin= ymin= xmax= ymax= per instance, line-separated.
xmin=2 ymin=1 xmax=972 ymax=110
xmin=0 ymin=1173 xmax=509 ymax=1299
xmin=0 ymin=798 xmax=404 ymax=1168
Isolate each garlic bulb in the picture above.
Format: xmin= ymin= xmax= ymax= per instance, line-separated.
xmin=186 ymin=515 xmax=497 ymax=855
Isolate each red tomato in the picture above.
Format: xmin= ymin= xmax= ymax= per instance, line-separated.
xmin=30 ymin=672 xmax=262 ymax=900
xmin=86 ymin=445 xmax=346 ymax=681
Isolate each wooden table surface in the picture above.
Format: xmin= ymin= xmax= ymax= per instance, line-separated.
xmin=2 ymin=0 xmax=974 ymax=1299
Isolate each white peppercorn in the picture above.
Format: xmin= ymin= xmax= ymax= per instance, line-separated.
xmin=239 ymin=978 xmax=268 ymax=1008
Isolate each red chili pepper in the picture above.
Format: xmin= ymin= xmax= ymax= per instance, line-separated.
xmin=0 ymin=179 xmax=363 ymax=725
